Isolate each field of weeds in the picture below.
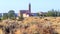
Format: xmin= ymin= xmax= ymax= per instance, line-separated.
xmin=0 ymin=17 xmax=60 ymax=34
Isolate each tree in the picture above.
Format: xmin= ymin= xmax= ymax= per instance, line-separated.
xmin=46 ymin=9 xmax=57 ymax=17
xmin=3 ymin=13 xmax=8 ymax=19
xmin=37 ymin=13 xmax=40 ymax=16
xmin=47 ymin=11 xmax=55 ymax=16
xmin=0 ymin=13 xmax=2 ymax=18
xmin=0 ymin=13 xmax=2 ymax=21
xmin=8 ymin=10 xmax=16 ymax=20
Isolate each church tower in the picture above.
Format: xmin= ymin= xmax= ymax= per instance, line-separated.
xmin=29 ymin=3 xmax=31 ymax=13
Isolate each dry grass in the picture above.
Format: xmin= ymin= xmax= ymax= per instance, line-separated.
xmin=0 ymin=17 xmax=60 ymax=34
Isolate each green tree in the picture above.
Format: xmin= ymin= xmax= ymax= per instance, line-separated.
xmin=58 ymin=12 xmax=60 ymax=16
xmin=0 ymin=13 xmax=2 ymax=18
xmin=37 ymin=13 xmax=40 ymax=16
xmin=3 ymin=13 xmax=8 ymax=19
xmin=8 ymin=10 xmax=16 ymax=20
xmin=46 ymin=9 xmax=57 ymax=17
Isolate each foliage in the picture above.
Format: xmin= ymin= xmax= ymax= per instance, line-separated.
xmin=37 ymin=13 xmax=40 ymax=16
xmin=0 ymin=13 xmax=2 ymax=18
xmin=18 ymin=16 xmax=24 ymax=21
xmin=3 ymin=13 xmax=8 ymax=20
xmin=8 ymin=10 xmax=16 ymax=20
xmin=0 ymin=18 xmax=1 ymax=20
xmin=46 ymin=9 xmax=60 ymax=17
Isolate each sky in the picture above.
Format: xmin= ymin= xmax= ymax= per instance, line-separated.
xmin=0 ymin=0 xmax=60 ymax=13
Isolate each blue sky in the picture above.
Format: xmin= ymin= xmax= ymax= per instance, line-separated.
xmin=0 ymin=0 xmax=60 ymax=13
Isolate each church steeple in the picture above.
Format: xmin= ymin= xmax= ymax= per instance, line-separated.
xmin=29 ymin=3 xmax=31 ymax=13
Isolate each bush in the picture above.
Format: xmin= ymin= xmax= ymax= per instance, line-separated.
xmin=0 ymin=18 xmax=2 ymax=21
xmin=18 ymin=17 xmax=24 ymax=21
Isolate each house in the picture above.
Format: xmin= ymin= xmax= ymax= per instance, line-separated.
xmin=39 ymin=12 xmax=47 ymax=16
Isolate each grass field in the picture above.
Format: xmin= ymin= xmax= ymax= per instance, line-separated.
xmin=0 ymin=17 xmax=60 ymax=34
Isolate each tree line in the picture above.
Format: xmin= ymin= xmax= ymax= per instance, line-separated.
xmin=38 ymin=9 xmax=60 ymax=17
xmin=2 ymin=10 xmax=16 ymax=20
xmin=0 ymin=10 xmax=24 ymax=21
xmin=0 ymin=9 xmax=60 ymax=20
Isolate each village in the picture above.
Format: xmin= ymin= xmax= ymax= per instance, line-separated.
xmin=0 ymin=3 xmax=48 ymax=20
xmin=0 ymin=3 xmax=60 ymax=34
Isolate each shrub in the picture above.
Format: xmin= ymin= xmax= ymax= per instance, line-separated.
xmin=18 ymin=17 xmax=24 ymax=21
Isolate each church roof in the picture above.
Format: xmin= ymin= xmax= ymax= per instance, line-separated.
xmin=20 ymin=10 xmax=29 ymax=13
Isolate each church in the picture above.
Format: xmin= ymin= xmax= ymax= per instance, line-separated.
xmin=18 ymin=3 xmax=38 ymax=18
xmin=18 ymin=3 xmax=31 ymax=18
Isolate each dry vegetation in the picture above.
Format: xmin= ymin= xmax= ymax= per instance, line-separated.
xmin=0 ymin=17 xmax=60 ymax=34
